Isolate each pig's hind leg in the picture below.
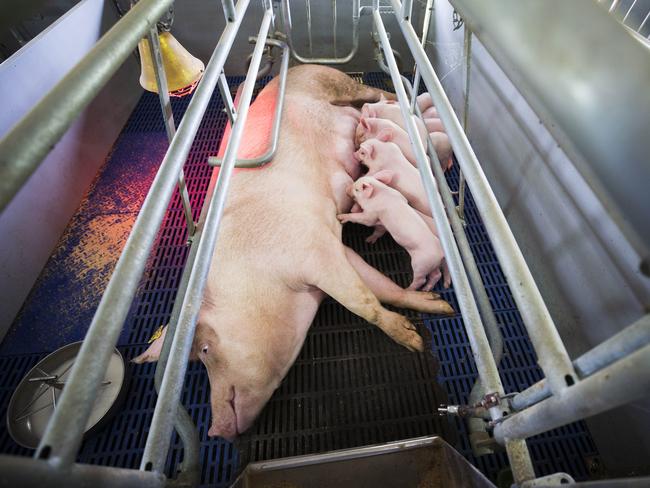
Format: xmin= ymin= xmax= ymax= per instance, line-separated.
xmin=344 ymin=246 xmax=453 ymax=315
xmin=307 ymin=238 xmax=424 ymax=352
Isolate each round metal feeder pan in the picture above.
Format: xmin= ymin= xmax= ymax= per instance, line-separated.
xmin=6 ymin=342 xmax=128 ymax=449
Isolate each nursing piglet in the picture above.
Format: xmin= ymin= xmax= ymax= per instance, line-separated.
xmin=338 ymin=176 xmax=444 ymax=291
xmin=355 ymin=139 xmax=430 ymax=216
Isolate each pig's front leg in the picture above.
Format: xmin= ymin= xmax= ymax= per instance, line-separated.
xmin=344 ymin=246 xmax=454 ymax=315
xmin=307 ymin=237 xmax=424 ymax=352
xmin=366 ymin=226 xmax=386 ymax=244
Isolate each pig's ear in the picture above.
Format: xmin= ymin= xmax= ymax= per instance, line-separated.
xmin=360 ymin=116 xmax=370 ymax=130
xmin=377 ymin=128 xmax=392 ymax=142
xmin=361 ymin=181 xmax=375 ymax=198
xmin=132 ymin=325 xmax=167 ymax=363
xmin=373 ymin=169 xmax=395 ymax=184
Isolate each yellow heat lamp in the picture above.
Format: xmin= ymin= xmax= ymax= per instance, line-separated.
xmin=138 ymin=31 xmax=205 ymax=97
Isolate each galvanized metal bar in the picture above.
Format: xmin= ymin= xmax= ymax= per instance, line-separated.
xmin=406 ymin=78 xmax=527 ymax=470
xmin=512 ymin=314 xmax=650 ymax=411
xmin=457 ymin=26 xmax=472 ymax=221
xmin=217 ymin=72 xmax=237 ymax=125
xmin=409 ymin=0 xmax=433 ymax=115
xmin=402 ymin=0 xmax=413 ymax=20
xmin=208 ymin=40 xmax=289 ymax=168
xmin=221 ymin=0 xmax=237 ymax=22
xmin=306 ymin=0 xmax=313 ymax=56
xmin=609 ymin=0 xmax=621 ymax=14
xmin=0 ymin=455 xmax=166 ymax=488
xmin=449 ymin=0 xmax=650 ymax=274
xmin=140 ymin=8 xmax=273 ymax=472
xmin=494 ymin=343 xmax=650 ymax=443
xmin=34 ymin=0 xmax=251 ymax=468
xmin=640 ymin=10 xmax=650 ymax=31
xmin=281 ymin=0 xmax=360 ymax=64
xmin=146 ymin=26 xmax=197 ymax=238
xmin=0 ymin=0 xmax=174 ymax=212
xmin=333 ymin=0 xmax=338 ymax=57
xmin=389 ymin=0 xmax=577 ymax=394
xmin=622 ymin=0 xmax=638 ymax=23
xmin=373 ymin=9 xmax=507 ymax=422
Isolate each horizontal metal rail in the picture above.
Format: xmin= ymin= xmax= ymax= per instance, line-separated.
xmin=208 ymin=38 xmax=289 ymax=168
xmin=450 ymin=0 xmax=650 ymax=274
xmin=140 ymin=6 xmax=273 ymax=472
xmin=373 ymin=8 xmax=507 ymax=422
xmin=280 ymin=0 xmax=360 ymax=64
xmin=0 ymin=0 xmax=174 ymax=212
xmin=34 ymin=0 xmax=252 ymax=468
xmin=0 ymin=456 xmax=166 ymax=488
xmin=494 ymin=343 xmax=650 ymax=443
xmin=389 ymin=0 xmax=577 ymax=396
xmin=512 ymin=314 xmax=650 ymax=411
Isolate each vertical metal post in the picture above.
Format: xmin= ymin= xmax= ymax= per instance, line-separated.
xmin=333 ymin=0 xmax=338 ymax=57
xmin=140 ymin=8 xmax=273 ymax=472
xmin=218 ymin=72 xmax=237 ymax=124
xmin=373 ymin=8 xmax=507 ymax=423
xmin=146 ymin=27 xmax=197 ymax=239
xmin=410 ymin=0 xmax=433 ymax=114
xmin=402 ymin=0 xmax=413 ymax=20
xmin=457 ymin=26 xmax=472 ymax=221
xmin=222 ymin=0 xmax=237 ymax=22
xmin=389 ymin=0 xmax=577 ymax=395
xmin=306 ymin=0 xmax=313 ymax=56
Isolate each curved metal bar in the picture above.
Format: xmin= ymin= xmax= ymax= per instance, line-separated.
xmin=208 ymin=39 xmax=289 ymax=168
xmin=280 ymin=0 xmax=360 ymax=64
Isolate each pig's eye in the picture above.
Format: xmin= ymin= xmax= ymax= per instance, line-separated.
xmin=201 ymin=345 xmax=209 ymax=354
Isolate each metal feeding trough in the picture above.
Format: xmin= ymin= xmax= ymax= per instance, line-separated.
xmin=6 ymin=342 xmax=127 ymax=449
xmin=231 ymin=436 xmax=495 ymax=488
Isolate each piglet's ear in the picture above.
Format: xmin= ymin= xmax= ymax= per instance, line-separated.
xmin=132 ymin=325 xmax=167 ymax=363
xmin=361 ymin=181 xmax=374 ymax=199
xmin=377 ymin=128 xmax=392 ymax=142
xmin=360 ymin=116 xmax=370 ymax=130
xmin=373 ymin=169 xmax=395 ymax=184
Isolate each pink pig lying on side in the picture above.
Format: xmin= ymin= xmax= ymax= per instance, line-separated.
xmin=355 ymin=139 xmax=431 ymax=216
xmin=339 ymin=176 xmax=444 ymax=291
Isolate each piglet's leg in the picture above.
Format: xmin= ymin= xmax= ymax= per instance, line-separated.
xmin=366 ymin=226 xmax=386 ymax=244
xmin=344 ymin=246 xmax=454 ymax=315
xmin=309 ymin=239 xmax=424 ymax=352
xmin=337 ymin=212 xmax=378 ymax=226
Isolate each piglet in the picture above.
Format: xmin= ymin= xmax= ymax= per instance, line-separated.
xmin=355 ymin=139 xmax=430 ymax=217
xmin=338 ymin=176 xmax=444 ymax=291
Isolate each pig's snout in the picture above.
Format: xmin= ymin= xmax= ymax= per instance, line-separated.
xmin=207 ymin=386 xmax=239 ymax=440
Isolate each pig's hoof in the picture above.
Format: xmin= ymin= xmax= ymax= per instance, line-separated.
xmin=380 ymin=311 xmax=424 ymax=352
xmin=403 ymin=291 xmax=454 ymax=315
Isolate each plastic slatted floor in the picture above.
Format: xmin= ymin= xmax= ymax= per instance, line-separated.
xmin=0 ymin=73 xmax=600 ymax=486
